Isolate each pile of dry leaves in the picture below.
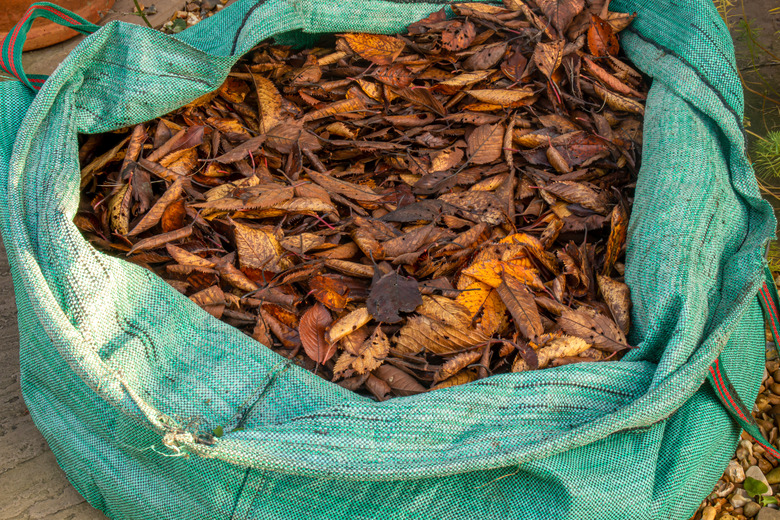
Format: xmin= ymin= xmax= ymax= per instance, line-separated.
xmin=77 ymin=0 xmax=646 ymax=400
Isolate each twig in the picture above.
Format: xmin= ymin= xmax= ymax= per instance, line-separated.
xmin=133 ymin=0 xmax=154 ymax=28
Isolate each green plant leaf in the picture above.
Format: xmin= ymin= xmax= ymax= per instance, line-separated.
xmin=745 ymin=476 xmax=769 ymax=497
xmin=760 ymin=495 xmax=778 ymax=506
xmin=212 ymin=425 xmax=224 ymax=438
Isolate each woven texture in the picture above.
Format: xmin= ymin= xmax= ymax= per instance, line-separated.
xmin=0 ymin=0 xmax=776 ymax=518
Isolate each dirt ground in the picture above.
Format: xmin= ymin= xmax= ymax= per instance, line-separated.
xmin=0 ymin=1 xmax=778 ymax=519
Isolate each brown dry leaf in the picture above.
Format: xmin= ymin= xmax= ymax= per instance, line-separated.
xmin=513 ymin=335 xmax=590 ymax=371
xmin=461 ymin=259 xmax=542 ymax=290
xmin=536 ymin=0 xmax=585 ymax=33
xmin=352 ymin=326 xmax=390 ymax=374
xmin=215 ymin=135 xmax=267 ymax=163
xmin=541 ymin=181 xmax=610 ymax=215
xmin=467 ymin=123 xmax=505 ymax=165
xmin=603 ymin=202 xmax=628 ymax=275
xmin=467 ymin=88 xmax=536 ymax=107
xmin=558 ymin=308 xmax=628 ymax=352
xmin=442 ymin=20 xmax=477 ymax=51
xmin=326 ymin=307 xmax=372 ymax=344
xmin=308 ymin=171 xmax=383 ymax=202
xmin=252 ymin=74 xmax=285 ymax=133
xmin=373 ymin=64 xmax=415 ymax=88
xmin=365 ymin=374 xmax=392 ymax=400
xmin=367 ymin=272 xmax=423 ymax=324
xmin=190 ymin=285 xmax=226 ymax=319
xmin=266 ymin=122 xmax=322 ymax=154
xmin=437 ymin=70 xmax=494 ymax=93
xmin=166 ymin=244 xmax=215 ymax=268
xmin=464 ymin=42 xmax=507 ymax=71
xmin=108 ymin=183 xmax=132 ymax=235
xmin=596 ymin=274 xmax=631 ymax=335
xmin=532 ymin=40 xmax=566 ymax=78
xmin=593 ymin=83 xmax=645 ymax=115
xmin=280 ymin=233 xmax=326 ymax=255
xmin=128 ymin=178 xmax=185 ymax=236
xmin=217 ymin=261 xmax=259 ymax=292
xmin=128 ymin=225 xmax=192 ymax=254
xmin=252 ymin=315 xmax=273 ymax=346
xmin=430 ymin=148 xmax=465 ymax=172
xmin=343 ymin=33 xmax=405 ymax=65
xmin=434 ymin=350 xmax=482 ymax=383
xmin=587 ymin=14 xmax=619 ymax=57
xmin=394 ymin=314 xmax=488 ymax=355
xmin=373 ymin=364 xmax=426 ymax=396
xmin=302 ymin=96 xmax=369 ymax=122
xmin=161 ymin=199 xmax=187 ymax=232
xmin=300 ymin=303 xmax=336 ymax=364
xmin=232 ymin=220 xmax=288 ymax=272
xmin=496 ymin=274 xmax=544 ymax=340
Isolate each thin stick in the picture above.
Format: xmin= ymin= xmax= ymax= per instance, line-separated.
xmin=133 ymin=0 xmax=154 ymax=28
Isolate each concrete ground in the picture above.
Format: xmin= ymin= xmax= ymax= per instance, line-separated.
xmin=0 ymin=0 xmax=778 ymax=519
xmin=2 ymin=3 xmax=183 ymax=518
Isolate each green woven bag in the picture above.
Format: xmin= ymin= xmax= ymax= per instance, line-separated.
xmin=0 ymin=0 xmax=776 ymax=518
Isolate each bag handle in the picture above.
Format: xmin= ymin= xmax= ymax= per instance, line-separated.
xmin=708 ymin=267 xmax=780 ymax=459
xmin=0 ymin=2 xmax=100 ymax=91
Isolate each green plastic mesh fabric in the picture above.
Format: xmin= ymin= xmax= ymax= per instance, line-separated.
xmin=0 ymin=0 xmax=776 ymax=518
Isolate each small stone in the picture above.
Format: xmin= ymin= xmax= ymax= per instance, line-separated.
xmin=740 ymin=448 xmax=752 ymax=462
xmin=757 ymin=507 xmax=780 ymax=520
xmin=718 ymin=513 xmax=737 ymax=520
xmin=747 ymin=466 xmax=774 ymax=495
xmin=743 ymin=440 xmax=756 ymax=456
xmin=773 ymin=383 xmax=780 ymax=395
xmin=760 ymin=458 xmax=774 ymax=474
xmin=728 ymin=461 xmax=747 ymax=483
xmin=745 ymin=502 xmax=762 ymax=518
xmin=731 ymin=489 xmax=752 ymax=508
xmin=766 ymin=466 xmax=780 ymax=484
xmin=703 ymin=507 xmax=718 ymax=520
xmin=716 ymin=480 xmax=737 ymax=498
xmin=201 ymin=0 xmax=219 ymax=9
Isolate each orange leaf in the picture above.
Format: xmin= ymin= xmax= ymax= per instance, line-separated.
xmin=310 ymin=275 xmax=350 ymax=311
xmin=343 ymin=33 xmax=405 ymax=65
xmin=587 ymin=14 xmax=619 ymax=57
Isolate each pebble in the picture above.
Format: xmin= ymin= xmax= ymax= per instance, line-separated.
xmin=746 ymin=502 xmax=762 ymax=518
xmin=747 ymin=466 xmax=773 ymax=496
xmin=702 ymin=507 xmax=717 ymax=520
xmin=716 ymin=480 xmax=737 ymax=498
xmin=728 ymin=461 xmax=747 ymax=483
xmin=731 ymin=489 xmax=752 ymax=508
xmin=766 ymin=466 xmax=780 ymax=484
xmin=201 ymin=0 xmax=219 ymax=9
xmin=718 ymin=514 xmax=737 ymax=520
xmin=761 ymin=458 xmax=775 ymax=474
xmin=758 ymin=508 xmax=780 ymax=520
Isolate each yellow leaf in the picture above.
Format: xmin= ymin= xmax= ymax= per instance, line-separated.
xmin=432 ymin=369 xmax=477 ymax=390
xmin=461 ymin=259 xmax=540 ymax=289
xmin=326 ymin=307 xmax=372 ymax=344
